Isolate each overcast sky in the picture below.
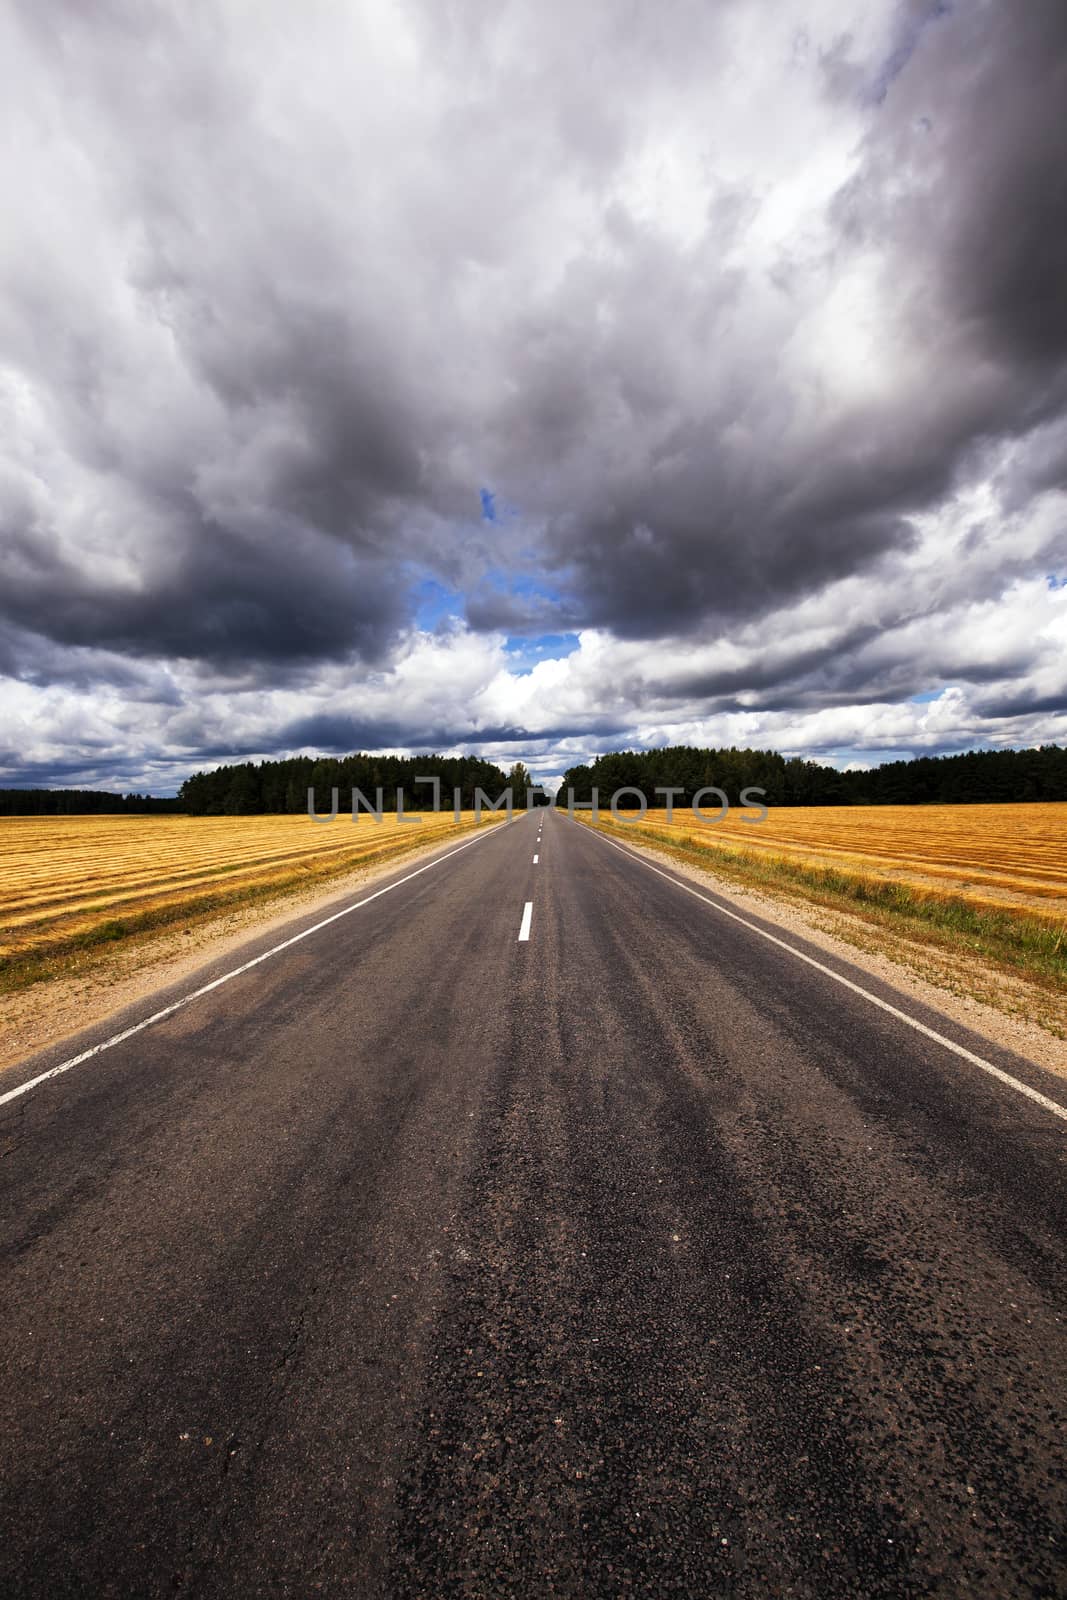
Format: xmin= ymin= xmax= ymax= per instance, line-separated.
xmin=1 ymin=0 xmax=1065 ymax=794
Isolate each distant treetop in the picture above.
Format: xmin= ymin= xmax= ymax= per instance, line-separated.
xmin=556 ymin=744 xmax=1067 ymax=807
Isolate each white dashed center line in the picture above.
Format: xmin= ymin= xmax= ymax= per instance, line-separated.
xmin=518 ymin=901 xmax=533 ymax=942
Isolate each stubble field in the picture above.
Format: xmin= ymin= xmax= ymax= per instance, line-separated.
xmin=591 ymin=802 xmax=1066 ymax=914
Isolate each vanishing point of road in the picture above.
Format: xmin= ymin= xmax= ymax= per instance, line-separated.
xmin=1 ymin=807 xmax=1064 ymax=1597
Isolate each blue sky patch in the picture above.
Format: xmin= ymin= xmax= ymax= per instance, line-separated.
xmin=412 ymin=577 xmax=465 ymax=630
xmin=504 ymin=631 xmax=580 ymax=671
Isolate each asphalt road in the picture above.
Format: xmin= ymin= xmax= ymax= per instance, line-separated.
xmin=1 ymin=807 xmax=1065 ymax=1599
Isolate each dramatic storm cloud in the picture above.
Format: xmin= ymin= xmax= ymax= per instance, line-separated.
xmin=1 ymin=0 xmax=1064 ymax=792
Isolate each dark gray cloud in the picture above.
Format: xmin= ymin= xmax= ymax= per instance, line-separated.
xmin=0 ymin=514 xmax=406 ymax=668
xmin=279 ymin=714 xmax=531 ymax=753
xmin=463 ymin=590 xmax=582 ymax=637
xmin=828 ymin=1 xmax=1067 ymax=396
xmin=0 ymin=0 xmax=1065 ymax=787
xmin=973 ymin=688 xmax=1067 ymax=721
xmin=277 ymin=711 xmax=630 ymax=755
xmin=483 ymin=0 xmax=1067 ymax=640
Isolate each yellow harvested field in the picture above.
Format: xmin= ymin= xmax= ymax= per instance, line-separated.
xmin=589 ymin=803 xmax=1067 ymax=920
xmin=0 ymin=811 xmax=501 ymax=968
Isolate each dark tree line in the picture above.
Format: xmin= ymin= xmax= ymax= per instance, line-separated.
xmin=178 ymin=752 xmax=515 ymax=815
xmin=2 ymin=744 xmax=1063 ymax=816
xmin=557 ymin=744 xmax=1067 ymax=807
xmin=0 ymin=788 xmax=181 ymax=816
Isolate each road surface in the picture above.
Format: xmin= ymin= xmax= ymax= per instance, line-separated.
xmin=1 ymin=807 xmax=1064 ymax=1597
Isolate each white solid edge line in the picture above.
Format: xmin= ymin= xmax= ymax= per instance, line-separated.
xmin=581 ymin=821 xmax=1067 ymax=1125
xmin=518 ymin=901 xmax=534 ymax=942
xmin=0 ymin=821 xmax=507 ymax=1111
